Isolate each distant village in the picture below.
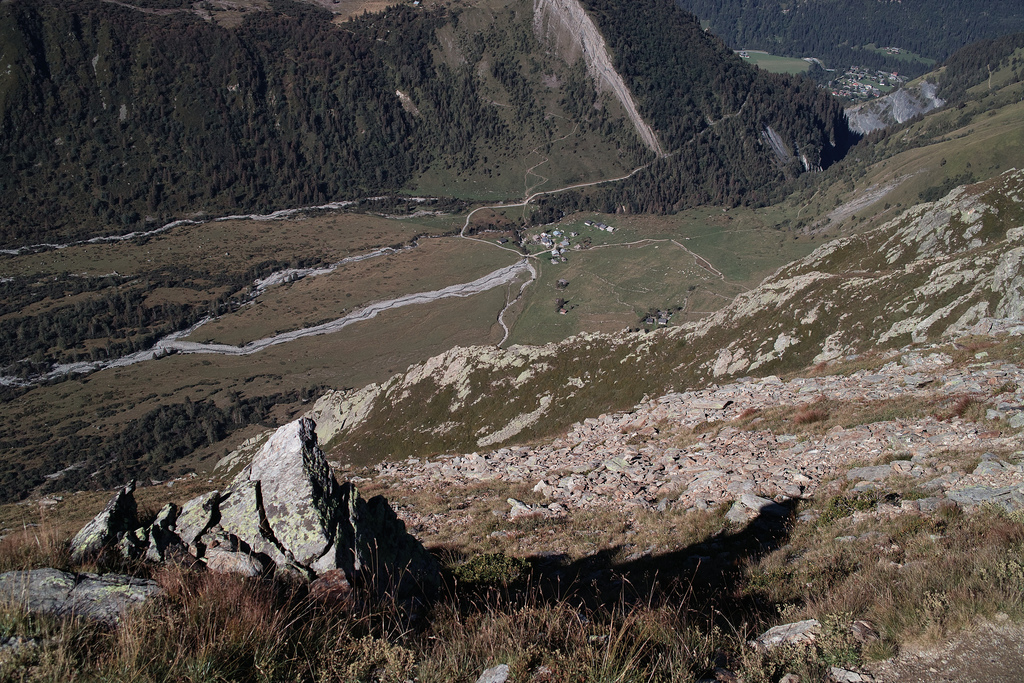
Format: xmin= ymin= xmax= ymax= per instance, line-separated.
xmin=517 ymin=219 xmax=616 ymax=265
xmin=827 ymin=64 xmax=907 ymax=100
xmin=737 ymin=47 xmax=911 ymax=102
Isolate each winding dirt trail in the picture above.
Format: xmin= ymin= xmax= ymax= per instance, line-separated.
xmin=455 ymin=161 xmax=655 ymax=345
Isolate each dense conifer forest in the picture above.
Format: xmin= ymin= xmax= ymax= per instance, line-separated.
xmin=0 ymin=387 xmax=322 ymax=501
xmin=0 ymin=0 xmax=499 ymax=244
xmin=533 ymin=0 xmax=854 ymax=217
xmin=0 ymin=0 xmax=851 ymax=244
xmin=678 ymin=0 xmax=1024 ymax=76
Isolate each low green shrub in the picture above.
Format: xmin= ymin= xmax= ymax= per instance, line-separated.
xmin=452 ymin=553 xmax=530 ymax=587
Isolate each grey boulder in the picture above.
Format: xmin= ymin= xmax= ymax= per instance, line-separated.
xmin=69 ymin=481 xmax=139 ymax=563
xmin=0 ymin=568 xmax=162 ymax=624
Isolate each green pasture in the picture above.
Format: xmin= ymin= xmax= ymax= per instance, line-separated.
xmin=506 ymin=210 xmax=821 ymax=345
xmin=739 ymin=50 xmax=810 ymax=75
xmin=863 ymin=43 xmax=937 ymax=67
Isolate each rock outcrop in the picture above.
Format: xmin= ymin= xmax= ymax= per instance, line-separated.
xmin=68 ymin=418 xmax=440 ymax=598
xmin=69 ymin=481 xmax=139 ymax=563
xmin=845 ymin=81 xmax=945 ymax=134
xmin=251 ymin=171 xmax=1024 ymax=467
xmin=0 ymin=569 xmax=162 ymax=624
xmin=373 ymin=339 xmax=1024 ymax=520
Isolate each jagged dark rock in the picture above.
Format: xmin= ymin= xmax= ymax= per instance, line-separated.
xmin=344 ymin=490 xmax=441 ymax=597
xmin=145 ymin=503 xmax=182 ymax=563
xmin=69 ymin=481 xmax=139 ymax=563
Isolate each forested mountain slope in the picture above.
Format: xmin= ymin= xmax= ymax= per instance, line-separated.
xmin=0 ymin=0 xmax=850 ymax=244
xmin=679 ymin=0 xmax=1024 ymax=76
xmin=0 ymin=0 xmax=505 ymax=244
xmin=532 ymin=0 xmax=854 ymax=216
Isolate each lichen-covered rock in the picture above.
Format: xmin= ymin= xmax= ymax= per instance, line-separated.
xmin=238 ymin=418 xmax=338 ymax=567
xmin=204 ymin=548 xmax=264 ymax=577
xmin=0 ymin=569 xmax=161 ymax=624
xmin=229 ymin=417 xmax=440 ymax=596
xmin=66 ymin=417 xmax=438 ymax=597
xmin=216 ymin=480 xmax=290 ymax=566
xmin=116 ymin=526 xmax=148 ymax=560
xmin=751 ymin=619 xmax=820 ymax=650
xmin=69 ymin=481 xmax=139 ymax=562
xmin=175 ymin=490 xmax=220 ymax=548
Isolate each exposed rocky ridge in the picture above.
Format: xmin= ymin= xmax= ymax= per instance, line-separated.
xmin=72 ymin=419 xmax=439 ymax=597
xmin=845 ymin=82 xmax=946 ymax=135
xmin=371 ymin=337 xmax=1024 ymax=526
xmin=216 ymin=171 xmax=1024 ymax=466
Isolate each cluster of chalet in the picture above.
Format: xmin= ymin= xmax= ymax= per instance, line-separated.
xmin=583 ymin=220 xmax=615 ymax=233
xmin=529 ymin=220 xmax=617 ymax=265
xmin=643 ymin=309 xmax=672 ymax=326
xmin=534 ymin=228 xmax=572 ymax=264
xmin=828 ymin=66 xmax=906 ymax=100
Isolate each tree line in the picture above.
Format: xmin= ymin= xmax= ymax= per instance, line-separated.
xmin=678 ymin=0 xmax=1024 ymax=77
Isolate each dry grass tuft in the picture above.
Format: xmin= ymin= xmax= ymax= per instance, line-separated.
xmin=3 ymin=464 xmax=1024 ymax=681
xmin=935 ymin=393 xmax=985 ymax=421
xmin=0 ymin=523 xmax=71 ymax=574
xmin=793 ymin=406 xmax=829 ymax=425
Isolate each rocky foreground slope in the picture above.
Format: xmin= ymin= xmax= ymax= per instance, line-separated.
xmin=372 ymin=333 xmax=1024 ymax=537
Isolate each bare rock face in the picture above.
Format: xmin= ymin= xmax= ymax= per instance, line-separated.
xmin=845 ymin=82 xmax=944 ymax=135
xmin=238 ymin=418 xmax=340 ymax=567
xmin=69 ymin=481 xmax=139 ymax=563
xmin=0 ymin=568 xmax=161 ymax=624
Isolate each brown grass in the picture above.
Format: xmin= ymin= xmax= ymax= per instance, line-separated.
xmin=793 ymin=405 xmax=829 ymax=425
xmin=4 ymin=465 xmax=1024 ymax=681
xmin=931 ymin=393 xmax=991 ymax=423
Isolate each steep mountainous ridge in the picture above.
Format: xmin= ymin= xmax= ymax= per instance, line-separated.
xmin=532 ymin=0 xmax=664 ymax=156
xmin=213 ymin=171 xmax=1024 ymax=469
